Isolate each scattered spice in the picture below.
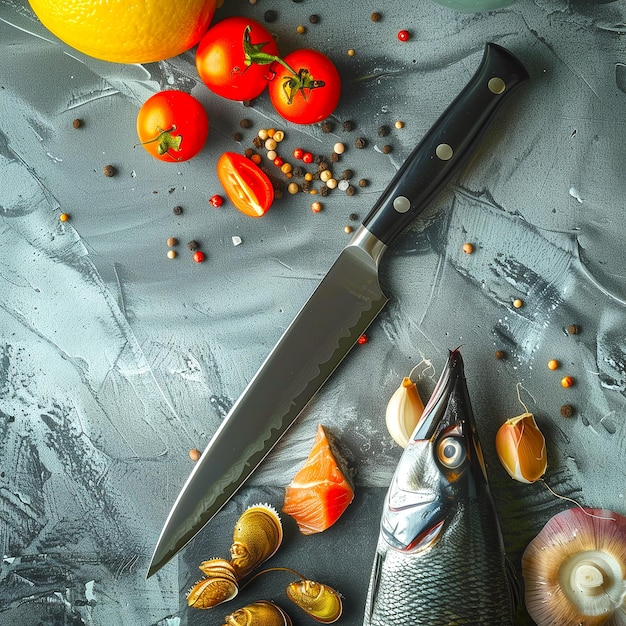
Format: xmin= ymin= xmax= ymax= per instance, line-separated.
xmin=103 ymin=164 xmax=117 ymax=177
xmin=357 ymin=334 xmax=368 ymax=345
xmin=344 ymin=225 xmax=354 ymax=234
xmin=495 ymin=350 xmax=506 ymax=360
xmin=342 ymin=169 xmax=354 ymax=180
xmin=377 ymin=125 xmax=390 ymax=137
xmin=354 ymin=137 xmax=367 ymax=149
xmin=395 ymin=120 xmax=405 ymax=129
xmin=330 ymin=152 xmax=340 ymax=163
xmin=560 ymin=404 xmax=575 ymax=418
xmin=167 ymin=250 xmax=177 ymax=259
xmin=233 ymin=131 xmax=243 ymax=142
xmin=370 ymin=12 xmax=382 ymax=22
xmin=513 ymin=298 xmax=524 ymax=309
xmin=309 ymin=14 xmax=320 ymax=24
xmin=264 ymin=9 xmax=278 ymax=22
xmin=462 ymin=243 xmax=474 ymax=254
xmin=381 ymin=144 xmax=392 ymax=154
xmin=560 ymin=375 xmax=575 ymax=388
xmin=397 ymin=29 xmax=411 ymax=42
xmin=333 ymin=142 xmax=345 ymax=155
xmin=239 ymin=118 xmax=253 ymax=129
xmin=568 ymin=324 xmax=580 ymax=335
xmin=72 ymin=118 xmax=83 ymax=129
xmin=342 ymin=120 xmax=355 ymax=132
xmin=59 ymin=212 xmax=70 ymax=222
xmin=358 ymin=178 xmax=368 ymax=187
xmin=193 ymin=250 xmax=206 ymax=263
xmin=547 ymin=359 xmax=560 ymax=370
xmin=345 ymin=185 xmax=357 ymax=196
xmin=288 ymin=182 xmax=300 ymax=195
xmin=347 ymin=49 xmax=356 ymax=57
xmin=167 ymin=237 xmax=178 ymax=247
xmin=320 ymin=121 xmax=334 ymax=133
xmin=209 ymin=195 xmax=224 ymax=208
xmin=296 ymin=25 xmax=307 ymax=35
xmin=173 ymin=205 xmax=183 ymax=216
xmin=187 ymin=240 xmax=200 ymax=251
xmin=273 ymin=130 xmax=285 ymax=142
xmin=189 ymin=448 xmax=201 ymax=462
xmin=349 ymin=213 xmax=359 ymax=221
xmin=311 ymin=201 xmax=323 ymax=213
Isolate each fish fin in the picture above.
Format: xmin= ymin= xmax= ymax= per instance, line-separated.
xmin=505 ymin=555 xmax=522 ymax=612
xmin=365 ymin=549 xmax=384 ymax=624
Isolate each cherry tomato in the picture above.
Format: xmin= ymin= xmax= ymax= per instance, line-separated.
xmin=196 ymin=17 xmax=279 ymax=101
xmin=136 ymin=90 xmax=208 ymax=162
xmin=217 ymin=152 xmax=274 ymax=217
xmin=268 ymin=49 xmax=341 ymax=124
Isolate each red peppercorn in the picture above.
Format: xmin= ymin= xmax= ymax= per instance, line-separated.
xmin=397 ymin=29 xmax=411 ymax=42
xmin=302 ymin=152 xmax=314 ymax=164
xmin=357 ymin=334 xmax=368 ymax=345
xmin=273 ymin=156 xmax=284 ymax=167
xmin=293 ymin=148 xmax=304 ymax=160
xmin=193 ymin=250 xmax=206 ymax=263
xmin=209 ymin=194 xmax=224 ymax=208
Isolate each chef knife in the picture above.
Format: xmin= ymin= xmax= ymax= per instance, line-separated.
xmin=147 ymin=42 xmax=529 ymax=578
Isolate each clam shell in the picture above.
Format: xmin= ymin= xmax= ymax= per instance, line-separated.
xmin=187 ymin=558 xmax=239 ymax=609
xmin=286 ymin=579 xmax=343 ymax=623
xmin=229 ymin=503 xmax=283 ymax=579
xmin=222 ymin=600 xmax=292 ymax=626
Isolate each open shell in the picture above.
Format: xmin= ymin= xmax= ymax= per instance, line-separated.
xmin=187 ymin=558 xmax=239 ymax=609
xmin=222 ymin=600 xmax=292 ymax=626
xmin=522 ymin=507 xmax=626 ymax=626
xmin=229 ymin=503 xmax=283 ymax=579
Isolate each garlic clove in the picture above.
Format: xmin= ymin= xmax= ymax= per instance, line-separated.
xmin=385 ymin=376 xmax=425 ymax=448
xmin=495 ymin=412 xmax=547 ymax=483
xmin=522 ymin=507 xmax=626 ymax=626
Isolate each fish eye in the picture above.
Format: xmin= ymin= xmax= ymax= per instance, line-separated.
xmin=437 ymin=436 xmax=466 ymax=469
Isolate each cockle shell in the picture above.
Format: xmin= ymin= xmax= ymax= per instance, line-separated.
xmin=187 ymin=558 xmax=239 ymax=609
xmin=385 ymin=376 xmax=425 ymax=448
xmin=229 ymin=503 xmax=283 ymax=579
xmin=495 ymin=411 xmax=547 ymax=483
xmin=222 ymin=600 xmax=293 ymax=626
xmin=522 ymin=507 xmax=626 ymax=626
xmin=285 ymin=579 xmax=343 ymax=624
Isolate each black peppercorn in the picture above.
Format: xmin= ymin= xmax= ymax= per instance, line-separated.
xmin=495 ymin=350 xmax=506 ymax=360
xmin=342 ymin=120 xmax=355 ymax=132
xmin=173 ymin=205 xmax=183 ymax=216
xmin=319 ymin=185 xmax=329 ymax=197
xmin=187 ymin=240 xmax=200 ymax=251
xmin=239 ymin=118 xmax=252 ymax=129
xmin=309 ymin=14 xmax=320 ymax=24
xmin=342 ymin=169 xmax=354 ymax=180
xmin=264 ymin=9 xmax=278 ymax=22
xmin=320 ymin=120 xmax=334 ymax=133
xmin=354 ymin=137 xmax=367 ymax=149
xmin=330 ymin=152 xmax=340 ymax=163
xmin=346 ymin=185 xmax=356 ymax=196
xmin=377 ymin=125 xmax=390 ymax=137
xmin=252 ymin=136 xmax=263 ymax=149
xmin=358 ymin=178 xmax=368 ymax=187
xmin=371 ymin=12 xmax=382 ymax=22
xmin=381 ymin=144 xmax=392 ymax=154
xmin=233 ymin=132 xmax=243 ymax=142
xmin=72 ymin=118 xmax=83 ymax=129
xmin=568 ymin=324 xmax=580 ymax=335
xmin=103 ymin=164 xmax=117 ymax=177
xmin=560 ymin=404 xmax=575 ymax=418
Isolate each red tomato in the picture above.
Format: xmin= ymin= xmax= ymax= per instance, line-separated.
xmin=217 ymin=152 xmax=274 ymax=217
xmin=268 ymin=49 xmax=341 ymax=124
xmin=136 ymin=90 xmax=208 ymax=162
xmin=196 ymin=17 xmax=279 ymax=101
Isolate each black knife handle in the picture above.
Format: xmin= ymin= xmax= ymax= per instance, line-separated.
xmin=361 ymin=43 xmax=529 ymax=246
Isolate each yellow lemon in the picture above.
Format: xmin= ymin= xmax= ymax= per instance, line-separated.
xmin=28 ymin=0 xmax=217 ymax=64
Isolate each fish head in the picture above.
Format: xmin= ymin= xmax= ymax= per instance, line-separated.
xmin=381 ymin=349 xmax=488 ymax=552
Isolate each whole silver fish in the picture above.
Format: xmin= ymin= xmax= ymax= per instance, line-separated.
xmin=363 ymin=349 xmax=517 ymax=625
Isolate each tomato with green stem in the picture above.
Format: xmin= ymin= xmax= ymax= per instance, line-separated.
xmin=196 ymin=17 xmax=279 ymax=101
xmin=217 ymin=152 xmax=275 ymax=217
xmin=268 ymin=49 xmax=341 ymax=124
xmin=136 ymin=90 xmax=209 ymax=162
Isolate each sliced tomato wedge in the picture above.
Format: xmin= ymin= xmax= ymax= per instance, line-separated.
xmin=217 ymin=152 xmax=274 ymax=217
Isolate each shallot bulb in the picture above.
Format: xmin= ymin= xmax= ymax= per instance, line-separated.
xmin=495 ymin=412 xmax=547 ymax=484
xmin=522 ymin=507 xmax=626 ymax=626
xmin=385 ymin=377 xmax=425 ymax=448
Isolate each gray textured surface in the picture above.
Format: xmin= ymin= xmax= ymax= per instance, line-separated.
xmin=1 ymin=0 xmax=625 ymax=624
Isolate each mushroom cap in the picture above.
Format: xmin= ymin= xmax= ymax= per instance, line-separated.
xmin=522 ymin=507 xmax=626 ymax=626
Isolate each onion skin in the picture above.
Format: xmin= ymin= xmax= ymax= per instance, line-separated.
xmin=495 ymin=412 xmax=547 ymax=483
xmin=522 ymin=507 xmax=626 ymax=626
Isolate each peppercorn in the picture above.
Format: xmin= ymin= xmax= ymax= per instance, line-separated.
xmin=292 ymin=165 xmax=304 ymax=177
xmin=547 ymin=359 xmax=560 ymax=370
xmin=187 ymin=240 xmax=200 ymax=251
xmin=342 ymin=169 xmax=354 ymax=180
xmin=395 ymin=120 xmax=405 ymax=129
xmin=318 ymin=161 xmax=330 ymax=172
xmin=167 ymin=237 xmax=178 ymax=247
xmin=311 ymin=201 xmax=322 ymax=213
xmin=296 ymin=25 xmax=307 ymax=35
xmin=561 ymin=375 xmax=575 ymax=388
xmin=240 ymin=118 xmax=252 ymax=129
xmin=381 ymin=144 xmax=392 ymax=154
xmin=342 ymin=120 xmax=355 ymax=132
xmin=344 ymin=225 xmax=354 ymax=234
xmin=319 ymin=185 xmax=329 ymax=197
xmin=288 ymin=182 xmax=300 ymax=194
xmin=326 ymin=178 xmax=338 ymax=190
xmin=264 ymin=9 xmax=278 ymax=22
xmin=173 ymin=205 xmax=183 ymax=216
xmin=354 ymin=137 xmax=367 ymax=149
xmin=273 ymin=130 xmax=285 ymax=142
xmin=346 ymin=185 xmax=356 ymax=196
xmin=59 ymin=212 xmax=70 ymax=222
xmin=371 ymin=12 xmax=382 ymax=22
xmin=357 ymin=333 xmax=368 ymax=344
xmin=560 ymin=404 xmax=575 ymax=418
xmin=349 ymin=212 xmax=359 ymax=221
xmin=72 ymin=118 xmax=83 ymax=129
xmin=252 ymin=136 xmax=263 ymax=149
xmin=233 ymin=132 xmax=243 ymax=142
xmin=167 ymin=250 xmax=177 ymax=259
xmin=193 ymin=250 xmax=206 ymax=263
xmin=568 ymin=324 xmax=580 ymax=335
xmin=330 ymin=152 xmax=340 ymax=163
xmin=358 ymin=178 xmax=368 ymax=187
xmin=320 ymin=121 xmax=334 ymax=133
xmin=397 ymin=29 xmax=411 ymax=42
xmin=377 ymin=125 xmax=390 ymax=137
xmin=309 ymin=14 xmax=320 ymax=24
xmin=244 ymin=148 xmax=255 ymax=158
xmin=495 ymin=350 xmax=506 ymax=360
xmin=103 ymin=164 xmax=117 ymax=177
xmin=513 ymin=298 xmax=523 ymax=309
xmin=189 ymin=448 xmax=201 ymax=462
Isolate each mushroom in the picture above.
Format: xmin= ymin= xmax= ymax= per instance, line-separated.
xmin=521 ymin=507 xmax=626 ymax=625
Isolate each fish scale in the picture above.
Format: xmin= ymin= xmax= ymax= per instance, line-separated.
xmin=363 ymin=350 xmax=517 ymax=625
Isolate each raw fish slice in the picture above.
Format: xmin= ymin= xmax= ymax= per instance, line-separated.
xmin=282 ymin=425 xmax=354 ymax=535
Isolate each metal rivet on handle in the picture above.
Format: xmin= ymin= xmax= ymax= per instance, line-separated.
xmin=436 ymin=143 xmax=453 ymax=161
xmin=393 ymin=196 xmax=411 ymax=213
xmin=488 ymin=77 xmax=506 ymax=94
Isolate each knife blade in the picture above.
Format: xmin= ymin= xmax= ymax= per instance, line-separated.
xmin=147 ymin=42 xmax=529 ymax=578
